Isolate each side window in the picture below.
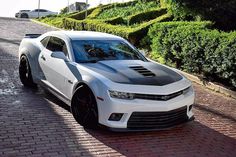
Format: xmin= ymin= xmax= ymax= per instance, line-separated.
xmin=46 ymin=37 xmax=68 ymax=56
xmin=40 ymin=36 xmax=50 ymax=47
xmin=39 ymin=9 xmax=47 ymax=12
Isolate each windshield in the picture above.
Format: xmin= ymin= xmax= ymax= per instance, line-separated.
xmin=72 ymin=40 xmax=146 ymax=63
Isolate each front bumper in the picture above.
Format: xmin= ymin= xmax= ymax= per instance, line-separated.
xmin=15 ymin=13 xmax=20 ymax=18
xmin=100 ymin=116 xmax=195 ymax=132
xmin=97 ymin=85 xmax=195 ymax=130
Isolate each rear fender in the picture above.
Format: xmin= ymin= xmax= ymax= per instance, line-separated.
xmin=19 ymin=40 xmax=43 ymax=83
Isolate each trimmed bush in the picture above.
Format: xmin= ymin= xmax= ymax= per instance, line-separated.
xmin=68 ymin=7 xmax=96 ymax=20
xmin=128 ymin=8 xmax=167 ymax=25
xmin=148 ymin=22 xmax=236 ymax=89
xmin=62 ymin=18 xmax=131 ymax=37
xmin=164 ymin=0 xmax=236 ymax=31
xmin=105 ymin=16 xmax=126 ymax=25
xmin=129 ymin=13 xmax=173 ymax=45
xmin=87 ymin=7 xmax=102 ymax=19
xmin=97 ymin=0 xmax=159 ymax=19
xmin=63 ymin=13 xmax=172 ymax=45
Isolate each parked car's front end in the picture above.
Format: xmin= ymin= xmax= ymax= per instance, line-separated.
xmin=78 ymin=59 xmax=195 ymax=131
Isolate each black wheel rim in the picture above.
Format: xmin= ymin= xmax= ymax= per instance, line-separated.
xmin=19 ymin=57 xmax=29 ymax=80
xmin=73 ymin=90 xmax=98 ymax=126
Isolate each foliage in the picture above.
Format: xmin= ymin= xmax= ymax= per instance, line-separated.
xmin=37 ymin=0 xmax=236 ymax=89
xmin=148 ymin=22 xmax=236 ymax=88
xmin=68 ymin=7 xmax=97 ymax=20
xmin=97 ymin=0 xmax=160 ymax=19
xmin=127 ymin=8 xmax=167 ymax=25
xmin=38 ymin=16 xmax=65 ymax=28
xmin=164 ymin=0 xmax=236 ymax=31
xmin=60 ymin=6 xmax=68 ymax=14
xmin=105 ymin=17 xmax=126 ymax=25
xmin=63 ymin=13 xmax=172 ymax=46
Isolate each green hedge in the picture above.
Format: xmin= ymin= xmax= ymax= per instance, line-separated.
xmin=96 ymin=0 xmax=159 ymax=19
xmin=105 ymin=16 xmax=125 ymax=25
xmin=68 ymin=7 xmax=97 ymax=20
xmin=63 ymin=13 xmax=172 ymax=45
xmin=148 ymin=21 xmax=236 ymax=88
xmin=128 ymin=13 xmax=173 ymax=45
xmin=62 ymin=18 xmax=130 ymax=37
xmin=164 ymin=0 xmax=236 ymax=31
xmin=128 ymin=8 xmax=167 ymax=25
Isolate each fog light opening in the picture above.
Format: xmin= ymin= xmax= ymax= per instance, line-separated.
xmin=108 ymin=113 xmax=124 ymax=121
xmin=189 ymin=105 xmax=193 ymax=111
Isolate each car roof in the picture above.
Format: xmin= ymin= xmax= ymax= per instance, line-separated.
xmin=48 ymin=31 xmax=124 ymax=41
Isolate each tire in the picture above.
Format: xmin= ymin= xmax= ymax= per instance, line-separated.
xmin=21 ymin=13 xmax=29 ymax=18
xmin=19 ymin=55 xmax=37 ymax=88
xmin=71 ymin=85 xmax=98 ymax=129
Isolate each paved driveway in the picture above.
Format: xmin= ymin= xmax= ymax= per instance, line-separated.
xmin=0 ymin=17 xmax=236 ymax=157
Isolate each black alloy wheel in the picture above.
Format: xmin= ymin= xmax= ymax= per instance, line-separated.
xmin=71 ymin=85 xmax=98 ymax=129
xmin=19 ymin=55 xmax=37 ymax=88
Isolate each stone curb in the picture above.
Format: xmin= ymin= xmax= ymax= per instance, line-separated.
xmin=30 ymin=20 xmax=236 ymax=100
xmin=180 ymin=70 xmax=236 ymax=99
xmin=30 ymin=19 xmax=62 ymax=30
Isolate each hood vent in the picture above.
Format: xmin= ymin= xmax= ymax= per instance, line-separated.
xmin=130 ymin=66 xmax=155 ymax=77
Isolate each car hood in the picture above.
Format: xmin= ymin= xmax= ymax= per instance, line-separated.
xmin=81 ymin=60 xmax=183 ymax=86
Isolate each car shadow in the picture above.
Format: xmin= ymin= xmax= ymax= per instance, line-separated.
xmin=0 ymin=50 xmax=93 ymax=156
xmin=0 ymin=37 xmax=21 ymax=46
xmin=85 ymin=120 xmax=236 ymax=157
xmin=41 ymin=87 xmax=236 ymax=157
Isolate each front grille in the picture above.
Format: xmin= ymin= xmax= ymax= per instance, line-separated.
xmin=133 ymin=87 xmax=189 ymax=101
xmin=127 ymin=106 xmax=188 ymax=129
xmin=134 ymin=89 xmax=184 ymax=101
xmin=130 ymin=66 xmax=155 ymax=77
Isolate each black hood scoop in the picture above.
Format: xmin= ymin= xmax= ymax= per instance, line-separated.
xmin=129 ymin=66 xmax=155 ymax=77
xmin=82 ymin=60 xmax=183 ymax=86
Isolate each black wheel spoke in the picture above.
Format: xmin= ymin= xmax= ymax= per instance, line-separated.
xmin=19 ymin=56 xmax=37 ymax=88
xmin=71 ymin=87 xmax=98 ymax=129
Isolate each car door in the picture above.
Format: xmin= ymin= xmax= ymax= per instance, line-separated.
xmin=30 ymin=9 xmax=39 ymax=18
xmin=40 ymin=9 xmax=49 ymax=17
xmin=38 ymin=36 xmax=70 ymax=95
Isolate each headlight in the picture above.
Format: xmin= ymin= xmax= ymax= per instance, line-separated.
xmin=109 ymin=90 xmax=135 ymax=100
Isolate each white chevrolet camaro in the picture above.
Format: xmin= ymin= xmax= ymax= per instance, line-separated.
xmin=18 ymin=31 xmax=195 ymax=131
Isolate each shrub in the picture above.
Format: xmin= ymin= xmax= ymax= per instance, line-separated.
xmin=127 ymin=8 xmax=167 ymax=25
xmin=129 ymin=13 xmax=173 ymax=45
xmin=105 ymin=17 xmax=126 ymax=25
xmin=68 ymin=7 xmax=97 ymax=20
xmin=164 ymin=0 xmax=236 ymax=31
xmin=87 ymin=7 xmax=102 ymax=19
xmin=97 ymin=0 xmax=159 ymax=19
xmin=63 ymin=13 xmax=172 ymax=46
xmin=148 ymin=21 xmax=236 ymax=88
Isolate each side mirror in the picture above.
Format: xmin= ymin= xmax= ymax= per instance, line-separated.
xmin=51 ymin=51 xmax=69 ymax=62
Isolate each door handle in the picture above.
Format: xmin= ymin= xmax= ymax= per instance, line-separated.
xmin=41 ymin=55 xmax=46 ymax=61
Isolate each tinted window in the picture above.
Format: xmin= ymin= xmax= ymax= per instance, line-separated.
xmin=46 ymin=37 xmax=68 ymax=56
xmin=72 ymin=40 xmax=146 ymax=63
xmin=40 ymin=36 xmax=50 ymax=47
xmin=39 ymin=9 xmax=47 ymax=12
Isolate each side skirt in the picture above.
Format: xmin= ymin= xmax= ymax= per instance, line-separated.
xmin=39 ymin=80 xmax=71 ymax=106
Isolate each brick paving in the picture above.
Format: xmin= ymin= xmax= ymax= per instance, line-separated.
xmin=0 ymin=17 xmax=236 ymax=157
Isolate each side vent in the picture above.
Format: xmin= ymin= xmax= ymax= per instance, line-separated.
xmin=130 ymin=66 xmax=155 ymax=77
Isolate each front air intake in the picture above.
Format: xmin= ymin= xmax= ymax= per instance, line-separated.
xmin=130 ymin=66 xmax=155 ymax=77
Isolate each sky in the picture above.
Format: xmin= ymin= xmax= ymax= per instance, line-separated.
xmin=0 ymin=0 xmax=129 ymax=17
